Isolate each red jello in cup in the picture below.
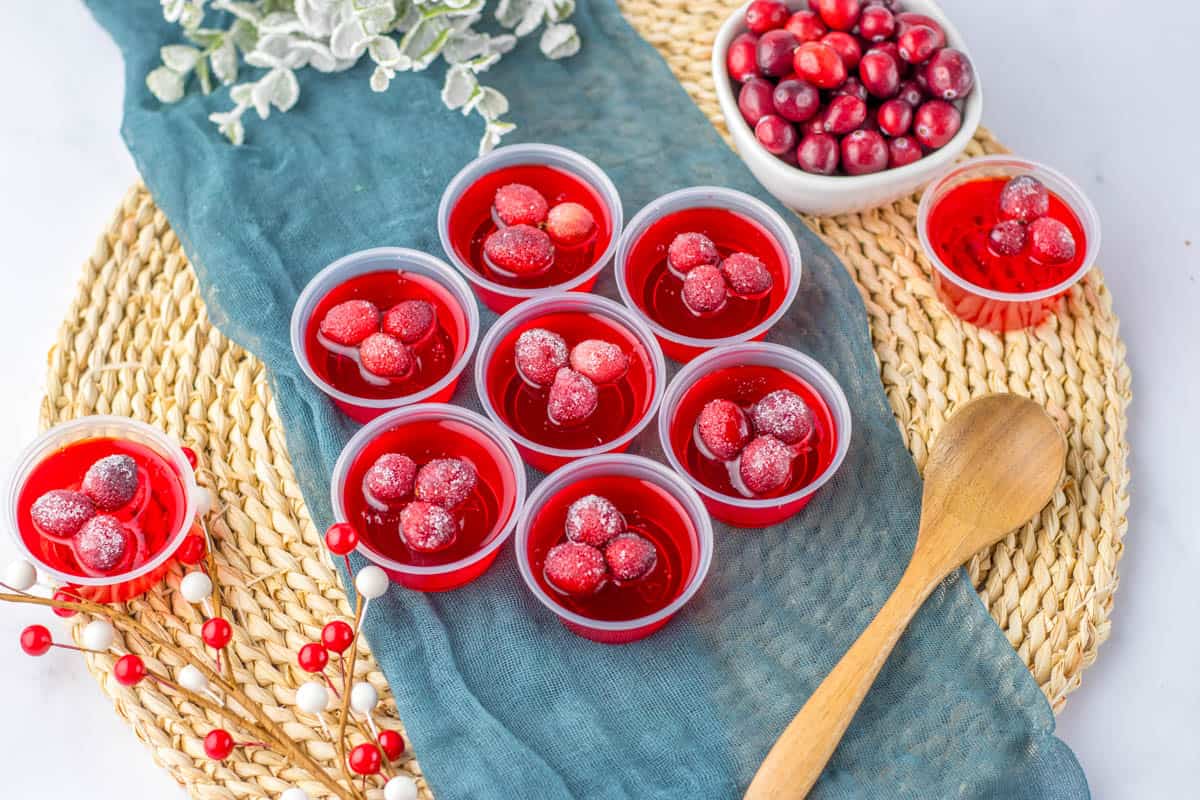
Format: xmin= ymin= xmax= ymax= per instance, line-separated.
xmin=515 ymin=454 xmax=714 ymax=644
xmin=659 ymin=343 xmax=851 ymax=528
xmin=616 ymin=186 xmax=801 ymax=362
xmin=438 ymin=143 xmax=623 ymax=312
xmin=6 ymin=416 xmax=201 ymax=602
xmin=330 ymin=403 xmax=525 ymax=592
xmin=291 ymin=248 xmax=480 ymax=423
xmin=918 ymin=156 xmax=1101 ymax=332
xmin=475 ymin=293 xmax=666 ymax=473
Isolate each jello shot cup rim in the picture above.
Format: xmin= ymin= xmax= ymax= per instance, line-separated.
xmin=5 ymin=415 xmax=200 ymax=587
xmin=514 ymin=453 xmax=715 ymax=633
xmin=437 ymin=142 xmax=625 ymax=301
xmin=329 ymin=403 xmax=527 ymax=578
xmin=474 ymin=292 xmax=668 ymax=463
xmin=917 ymin=155 xmax=1102 ymax=303
xmin=289 ymin=247 xmax=481 ymax=410
xmin=614 ymin=185 xmax=803 ymax=353
xmin=657 ymin=342 xmax=852 ymax=511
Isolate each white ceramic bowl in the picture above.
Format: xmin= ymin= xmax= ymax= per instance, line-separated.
xmin=712 ymin=0 xmax=984 ymax=215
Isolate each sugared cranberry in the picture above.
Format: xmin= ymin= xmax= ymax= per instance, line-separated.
xmin=745 ymin=0 xmax=789 ymax=34
xmin=682 ymin=264 xmax=729 ymax=314
xmin=727 ymin=32 xmax=760 ymax=83
xmin=840 ymin=129 xmax=888 ymax=175
xmin=751 ymin=389 xmax=814 ymax=445
xmin=515 ymin=327 xmax=569 ymax=387
xmin=772 ymin=79 xmax=821 ymax=122
xmin=544 ymin=541 xmax=607 ymax=595
xmin=82 ymin=454 xmax=139 ymax=511
xmin=797 ymin=133 xmax=840 ymax=175
xmin=565 ymin=494 xmax=626 ymax=548
xmin=30 ymin=489 xmax=95 ymax=540
xmin=897 ymin=25 xmax=939 ymax=63
xmin=493 ymin=183 xmax=548 ymax=227
xmin=823 ymin=94 xmax=867 ymax=134
xmin=400 ymin=501 xmax=459 ymax=553
xmin=833 ymin=76 xmax=868 ymax=101
xmin=359 ymin=333 xmax=414 ymax=378
xmin=896 ymin=12 xmax=946 ymax=47
xmin=382 ymin=300 xmax=435 ymax=345
xmin=414 ymin=457 xmax=476 ymax=508
xmin=1029 ymin=217 xmax=1077 ymax=264
xmin=877 ymin=98 xmax=913 ymax=136
xmin=74 ymin=515 xmax=130 ymax=573
xmin=364 ymin=453 xmax=417 ymax=503
xmin=696 ymin=398 xmax=751 ymax=461
xmin=913 ymin=100 xmax=961 ymax=149
xmin=483 ymin=224 xmax=554 ymax=276
xmin=859 ymin=5 xmax=895 ymax=41
xmin=998 ymin=175 xmax=1050 ymax=222
xmin=604 ymin=533 xmax=658 ymax=581
xmin=757 ymin=29 xmax=799 ymax=77
xmin=896 ymin=78 xmax=925 ymax=106
xmin=859 ymin=50 xmax=900 ymax=98
xmin=738 ymin=435 xmax=793 ymax=495
xmin=814 ymin=0 xmax=862 ymax=31
xmin=547 ymin=368 xmax=599 ymax=426
xmin=988 ymin=220 xmax=1028 ymax=257
xmin=569 ymin=339 xmax=629 ymax=384
xmin=545 ymin=202 xmax=595 ymax=246
xmin=739 ymin=77 xmax=776 ymax=126
xmin=923 ymin=48 xmax=974 ymax=100
xmin=319 ymin=300 xmax=380 ymax=347
xmin=668 ymin=232 xmax=720 ymax=276
xmin=793 ymin=41 xmax=847 ymax=89
xmin=821 ymin=31 xmax=862 ymax=71
xmin=755 ymin=114 xmax=798 ymax=155
xmin=784 ymin=10 xmax=827 ymax=42
xmin=721 ymin=252 xmax=774 ymax=297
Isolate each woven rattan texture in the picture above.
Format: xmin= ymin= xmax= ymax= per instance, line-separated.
xmin=40 ymin=3 xmax=1129 ymax=798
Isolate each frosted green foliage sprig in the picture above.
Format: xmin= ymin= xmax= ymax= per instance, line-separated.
xmin=147 ymin=0 xmax=581 ymax=154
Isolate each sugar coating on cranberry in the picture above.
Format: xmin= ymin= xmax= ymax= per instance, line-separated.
xmin=565 ymin=494 xmax=626 ymax=548
xmin=603 ymin=533 xmax=658 ymax=581
xmin=682 ymin=264 xmax=728 ymax=315
xmin=545 ymin=202 xmax=596 ymax=246
xmin=1028 ymin=217 xmax=1077 ymax=265
xmin=668 ymin=232 xmax=720 ymax=276
xmin=74 ymin=515 xmax=130 ymax=573
xmin=364 ymin=453 xmax=417 ymax=503
xmin=569 ymin=339 xmax=629 ymax=385
xmin=547 ymin=368 xmax=599 ymax=426
xmin=696 ymin=398 xmax=751 ymax=461
xmin=751 ymin=389 xmax=815 ymax=445
xmin=399 ymin=501 xmax=458 ymax=553
xmin=381 ymin=300 xmax=435 ymax=345
xmin=82 ymin=454 xmax=139 ymax=511
xmin=544 ymin=541 xmax=607 ymax=596
xmin=483 ymin=224 xmax=554 ymax=277
xmin=414 ymin=458 xmax=476 ymax=508
xmin=989 ymin=220 xmax=1028 ymax=257
xmin=738 ymin=435 xmax=793 ymax=495
xmin=359 ymin=333 xmax=414 ymax=378
xmin=721 ymin=252 xmax=774 ymax=297
xmin=515 ymin=327 xmax=569 ymax=387
xmin=30 ymin=489 xmax=96 ymax=539
xmin=998 ymin=175 xmax=1050 ymax=223
xmin=493 ymin=183 xmax=549 ymax=227
xmin=319 ymin=300 xmax=380 ymax=347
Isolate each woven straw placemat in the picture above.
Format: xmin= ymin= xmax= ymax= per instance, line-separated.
xmin=40 ymin=3 xmax=1129 ymax=798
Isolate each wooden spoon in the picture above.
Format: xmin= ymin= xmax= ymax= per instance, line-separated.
xmin=745 ymin=394 xmax=1066 ymax=800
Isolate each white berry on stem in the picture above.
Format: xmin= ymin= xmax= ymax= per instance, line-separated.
xmin=384 ymin=775 xmax=419 ymax=800
xmin=280 ymin=789 xmax=310 ymax=800
xmin=81 ymin=619 xmax=115 ymax=651
xmin=296 ymin=680 xmax=330 ymax=715
xmin=4 ymin=559 xmax=37 ymax=591
xmin=355 ymin=566 xmax=388 ymax=600
xmin=178 ymin=664 xmax=208 ymax=693
xmin=180 ymin=571 xmax=213 ymax=604
xmin=350 ymin=681 xmax=379 ymax=715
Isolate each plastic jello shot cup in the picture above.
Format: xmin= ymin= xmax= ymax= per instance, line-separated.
xmin=615 ymin=186 xmax=802 ymax=363
xmin=475 ymin=292 xmax=666 ymax=473
xmin=658 ymin=343 xmax=851 ymax=528
xmin=438 ymin=143 xmax=624 ymax=313
xmin=515 ymin=454 xmax=714 ymax=644
xmin=7 ymin=416 xmax=203 ymax=602
xmin=330 ymin=403 xmax=526 ymax=592
xmin=291 ymin=247 xmax=481 ymax=423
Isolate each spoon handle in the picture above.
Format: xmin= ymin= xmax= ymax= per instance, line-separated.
xmin=744 ymin=565 xmax=936 ymax=800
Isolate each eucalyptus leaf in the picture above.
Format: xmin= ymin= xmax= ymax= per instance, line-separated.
xmin=330 ymin=17 xmax=369 ymax=59
xmin=146 ymin=66 xmax=187 ymax=103
xmin=370 ymin=64 xmax=392 ymax=92
xmin=546 ymin=0 xmax=574 ymax=23
xmin=513 ymin=0 xmax=546 ymax=37
xmin=368 ymin=35 xmax=403 ymax=67
xmin=295 ymin=0 xmax=336 ymax=37
xmin=196 ymin=57 xmax=213 ymax=94
xmin=211 ymin=39 xmax=239 ymax=83
xmin=161 ymin=44 xmax=202 ymax=72
xmin=539 ymin=22 xmax=579 ymax=59
xmin=479 ymin=119 xmax=515 ymax=154
xmin=271 ymin=68 xmax=301 ymax=112
xmin=473 ymin=85 xmax=509 ymax=120
xmin=441 ymin=64 xmax=478 ymax=110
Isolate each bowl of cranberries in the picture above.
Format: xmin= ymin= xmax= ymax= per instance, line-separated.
xmin=714 ymin=0 xmax=982 ymax=215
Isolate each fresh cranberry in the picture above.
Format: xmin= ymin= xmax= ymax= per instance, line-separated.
xmin=738 ymin=435 xmax=793 ymax=495
xmin=857 ymin=105 xmax=881 ymax=133
xmin=865 ymin=41 xmax=901 ymax=68
xmin=751 ymin=389 xmax=815 ymax=445
xmin=176 ymin=533 xmax=207 ymax=565
xmin=30 ymin=489 xmax=95 ymax=540
xmin=565 ymin=494 xmax=626 ymax=547
xmin=755 ymin=114 xmax=798 ymax=155
xmin=721 ymin=252 xmax=774 ymax=297
xmin=569 ymin=339 xmax=629 ymax=384
xmin=913 ymin=100 xmax=961 ymax=149
xmin=545 ymin=202 xmax=596 ymax=245
xmin=668 ymin=232 xmax=721 ymax=275
xmin=364 ymin=453 xmax=417 ymax=503
xmin=682 ymin=264 xmax=729 ymax=314
xmin=696 ymin=398 xmax=751 ymax=461
xmin=1029 ymin=217 xmax=1077 ymax=264
xmin=877 ymin=97 xmax=913 ymax=136
xmin=785 ymin=10 xmax=827 ymax=42
xmin=840 ymin=129 xmax=888 ymax=175
xmin=803 ymin=112 xmax=829 ymax=136
xmin=897 ymin=25 xmax=939 ymax=63
xmin=493 ymin=183 xmax=548 ymax=227
xmin=483 ymin=224 xmax=554 ymax=276
xmin=414 ymin=457 xmax=476 ymax=508
xmin=858 ymin=50 xmax=900 ymax=97
xmin=821 ymin=31 xmax=862 ymax=71
xmin=739 ymin=77 xmax=776 ymax=127
xmin=604 ymin=533 xmax=658 ymax=581
xmin=727 ymin=32 xmax=760 ymax=82
xmin=923 ymin=48 xmax=974 ymax=100
xmin=547 ymin=368 xmax=599 ymax=426
xmin=544 ymin=541 xmax=607 ymax=595
xmin=772 ymin=79 xmax=821 ymax=122
xmin=988 ymin=220 xmax=1028 ymax=257
xmin=797 ymin=133 xmax=840 ymax=174
xmin=998 ymin=176 xmax=1051 ymax=222
xmin=793 ymin=41 xmax=847 ymax=89
xmin=824 ymin=94 xmax=867 ymax=134
xmin=74 ymin=515 xmax=130 ymax=573
xmin=358 ymin=333 xmax=413 ymax=378
xmin=515 ymin=327 xmax=568 ymax=387
xmin=895 ymin=12 xmax=946 ymax=48
xmin=833 ymin=76 xmax=868 ymax=101
xmin=382 ymin=300 xmax=435 ymax=345
xmin=745 ymin=0 xmax=789 ymax=34
xmin=896 ymin=78 xmax=925 ymax=106
xmin=814 ymin=0 xmax=862 ymax=31
xmin=319 ymin=300 xmax=380 ymax=346
xmin=82 ymin=455 xmax=139 ymax=511
xmin=858 ymin=5 xmax=895 ymax=41
xmin=400 ymin=501 xmax=458 ymax=553
xmin=757 ymin=29 xmax=800 ymax=77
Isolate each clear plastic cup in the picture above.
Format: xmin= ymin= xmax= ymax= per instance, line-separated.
xmin=917 ymin=155 xmax=1102 ymax=332
xmin=6 ymin=416 xmax=202 ymax=602
xmin=515 ymin=454 xmax=714 ymax=643
xmin=474 ymin=292 xmax=667 ymax=473
xmin=658 ymin=343 xmax=851 ymax=528
xmin=615 ymin=186 xmax=802 ymax=362
xmin=437 ymin=143 xmax=624 ymax=313
xmin=290 ymin=247 xmax=481 ymax=423
xmin=329 ymin=403 xmax=526 ymax=592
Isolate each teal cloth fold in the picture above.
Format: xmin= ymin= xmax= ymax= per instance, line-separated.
xmin=83 ymin=1 xmax=1088 ymax=797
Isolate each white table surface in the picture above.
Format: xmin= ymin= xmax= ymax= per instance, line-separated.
xmin=1 ymin=1 xmax=1196 ymax=797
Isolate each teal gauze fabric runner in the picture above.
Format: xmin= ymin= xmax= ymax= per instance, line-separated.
xmin=84 ymin=1 xmax=1088 ymax=798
